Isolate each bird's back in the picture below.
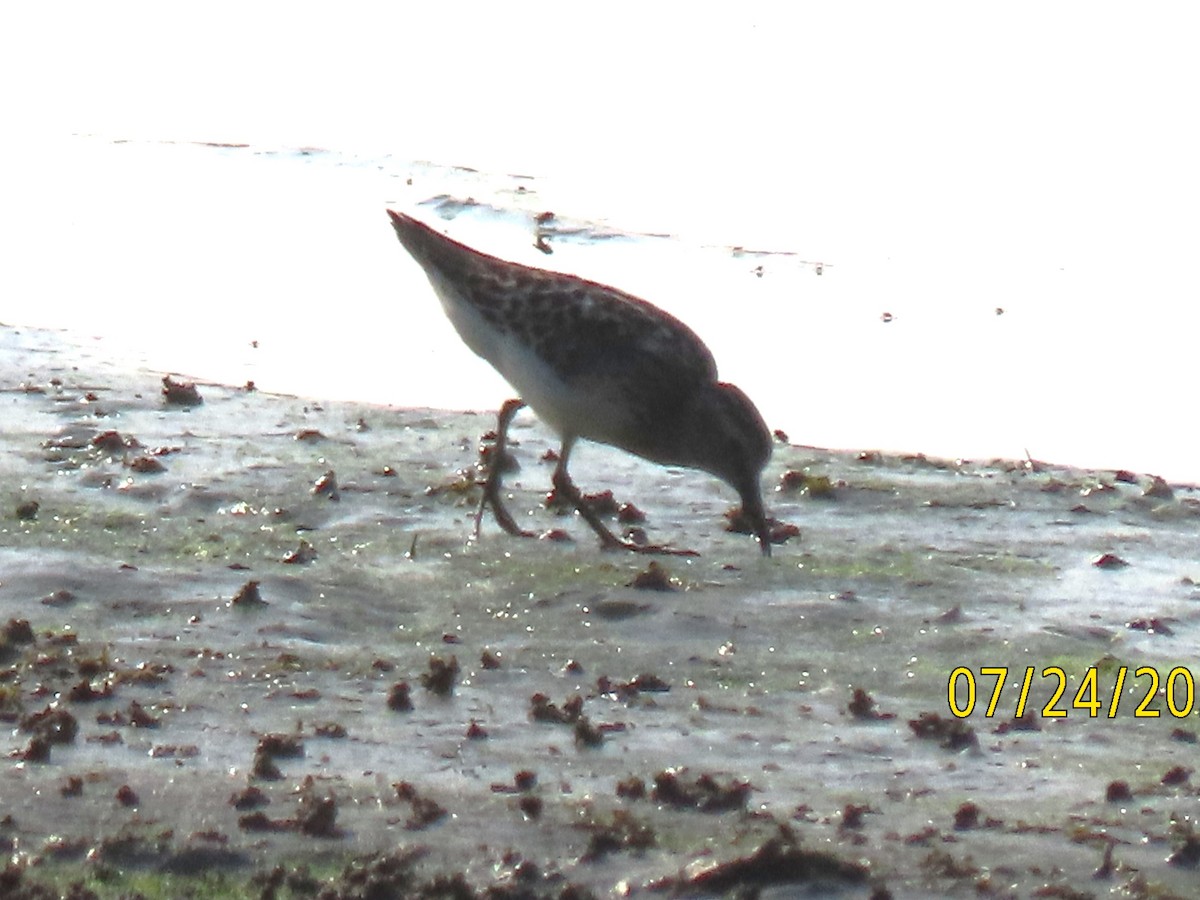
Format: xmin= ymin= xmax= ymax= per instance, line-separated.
xmin=388 ymin=211 xmax=720 ymax=445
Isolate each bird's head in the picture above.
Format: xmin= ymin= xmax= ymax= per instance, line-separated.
xmin=685 ymin=382 xmax=773 ymax=556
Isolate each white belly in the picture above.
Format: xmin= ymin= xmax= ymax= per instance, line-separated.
xmin=426 ymin=270 xmax=613 ymax=441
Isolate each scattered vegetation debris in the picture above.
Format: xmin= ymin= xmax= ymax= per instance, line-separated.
xmin=150 ymin=743 xmax=200 ymax=759
xmin=1105 ymin=780 xmax=1132 ymax=802
xmin=1126 ymin=617 xmax=1174 ymax=635
xmin=650 ymin=768 xmax=752 ymax=813
xmin=777 ymin=470 xmax=837 ymax=498
xmin=1168 ymin=834 xmax=1200 ymax=868
xmin=465 ymin=719 xmax=488 ymax=740
xmin=20 ymin=706 xmax=79 ymax=746
xmin=2 ymin=618 xmax=34 ymax=647
xmin=773 ymin=428 xmax=789 ymax=443
xmin=257 ymin=733 xmax=305 ymax=759
xmin=581 ymin=490 xmax=620 ymax=515
xmin=39 ymin=589 xmax=76 ymax=607
xmin=616 ymin=776 xmax=647 ymax=800
xmin=777 ymin=469 xmax=807 ymax=492
xmin=1162 ymin=766 xmax=1191 ymax=786
xmin=1114 ymin=469 xmax=1138 ymax=484
xmin=238 ymin=811 xmax=292 ymax=833
xmin=574 ymin=716 xmax=605 ymax=748
xmin=993 ymin=712 xmax=1042 ymax=734
xmin=129 ymin=455 xmax=166 ymax=473
xmin=597 ymin=673 xmax=671 ymax=701
xmin=952 ymin=802 xmax=981 ymax=830
xmin=480 ymin=648 xmax=502 ymax=670
xmin=908 ymin=712 xmax=978 ymax=751
xmin=579 ymin=809 xmax=657 ymax=861
xmin=933 ymin=604 xmax=963 ymax=624
xmin=15 ymin=500 xmax=38 ymax=521
xmin=1171 ymin=728 xmax=1197 ymax=744
xmin=419 ymin=654 xmax=460 ymax=696
xmin=314 ymin=722 xmax=348 ymax=739
xmin=230 ymin=786 xmax=269 ymax=810
xmin=617 ymin=502 xmax=646 ymax=524
xmin=1145 ymin=475 xmax=1174 ymax=499
xmin=1092 ymin=553 xmax=1129 ymax=569
xmin=229 ymin=579 xmax=267 ymax=608
xmin=294 ymin=429 xmax=325 ymax=442
xmin=393 ymin=781 xmax=448 ymax=830
xmin=298 ymin=794 xmax=341 ymax=838
xmin=59 ymin=775 xmax=84 ymax=797
xmin=425 ymin=468 xmax=477 ymax=498
xmin=491 ymin=770 xmax=538 ymax=794
xmin=386 ymin=682 xmax=413 ymax=712
xmin=67 ymin=678 xmax=112 ymax=702
xmin=518 ymin=794 xmax=543 ymax=820
xmin=252 ymin=733 xmax=304 ymax=780
xmin=282 ymin=539 xmax=318 ymax=564
xmin=251 ymin=752 xmax=283 ymax=781
xmin=840 ymin=803 xmax=869 ymax=830
xmin=312 ymin=469 xmax=340 ymax=501
xmin=530 ymin=692 xmax=584 ymax=724
xmin=880 ymin=311 xmax=894 ymax=323
xmin=724 ymin=506 xmax=800 ymax=545
xmin=538 ymin=528 xmax=573 ymax=543
xmin=115 ymin=784 xmax=139 ymax=807
xmin=649 ymin=825 xmax=868 ymax=893
xmin=628 ymin=561 xmax=677 ymax=591
xmin=90 ymin=432 xmax=135 ymax=453
xmin=18 ymin=735 xmax=51 ymax=762
xmin=801 ymin=472 xmax=840 ymax=501
xmin=129 ymin=700 xmax=160 ymax=728
xmin=161 ymin=375 xmax=202 ymax=406
xmin=848 ymin=688 xmax=895 ymax=721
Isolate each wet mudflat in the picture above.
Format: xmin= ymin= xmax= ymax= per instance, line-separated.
xmin=2 ymin=323 xmax=1199 ymax=898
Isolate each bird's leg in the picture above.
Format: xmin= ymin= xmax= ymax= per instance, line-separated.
xmin=474 ymin=398 xmax=535 ymax=539
xmin=551 ymin=441 xmax=698 ymax=557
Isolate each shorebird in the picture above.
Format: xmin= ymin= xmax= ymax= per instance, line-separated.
xmin=387 ymin=210 xmax=774 ymax=556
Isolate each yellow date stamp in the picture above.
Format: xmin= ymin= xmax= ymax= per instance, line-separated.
xmin=947 ymin=665 xmax=1196 ymax=719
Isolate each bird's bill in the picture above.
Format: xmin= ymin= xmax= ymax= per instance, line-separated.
xmin=740 ymin=488 xmax=772 ymax=557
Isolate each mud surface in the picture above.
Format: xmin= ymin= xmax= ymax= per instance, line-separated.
xmin=2 ymin=324 xmax=1199 ymax=898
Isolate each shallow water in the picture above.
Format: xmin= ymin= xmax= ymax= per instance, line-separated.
xmin=4 ymin=134 xmax=1200 ymax=487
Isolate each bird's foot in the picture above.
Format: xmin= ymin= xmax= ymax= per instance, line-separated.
xmin=474 ymin=476 xmax=536 ymax=539
xmin=473 ymin=399 xmax=534 ymax=540
xmin=550 ymin=468 xmax=699 ymax=556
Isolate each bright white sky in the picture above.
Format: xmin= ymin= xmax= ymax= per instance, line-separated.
xmin=7 ymin=3 xmax=1195 ymax=236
